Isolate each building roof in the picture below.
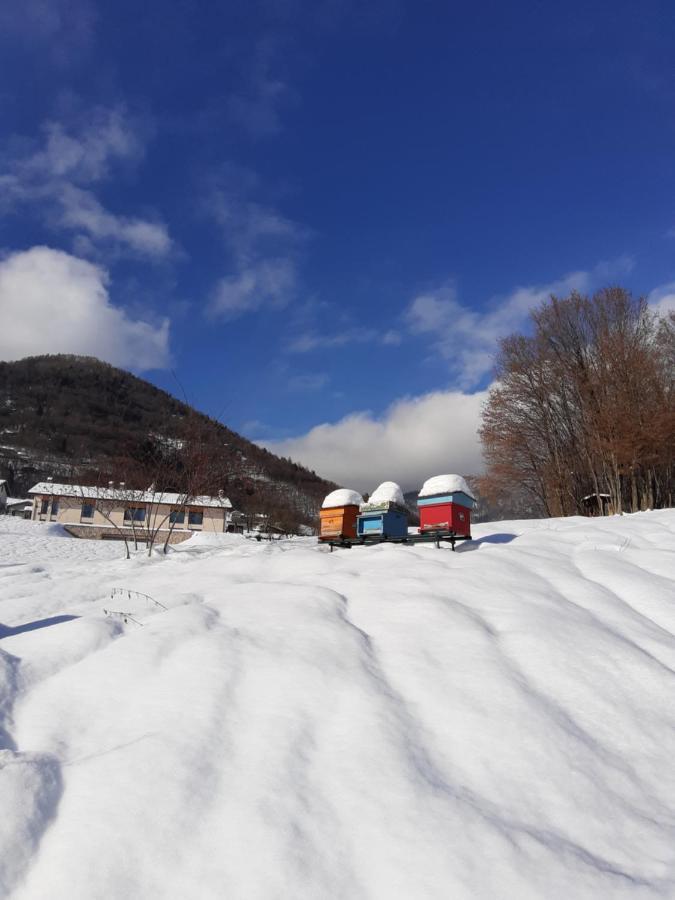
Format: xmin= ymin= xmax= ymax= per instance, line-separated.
xmin=6 ymin=497 xmax=32 ymax=508
xmin=28 ymin=482 xmax=232 ymax=509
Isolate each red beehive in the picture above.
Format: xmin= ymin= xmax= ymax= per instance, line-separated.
xmin=417 ymin=475 xmax=475 ymax=538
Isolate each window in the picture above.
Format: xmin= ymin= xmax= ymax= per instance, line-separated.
xmin=188 ymin=509 xmax=203 ymax=527
xmin=50 ymin=500 xmax=59 ymax=518
xmin=81 ymin=503 xmax=95 ymax=520
xmin=124 ymin=507 xmax=146 ymax=523
xmin=40 ymin=498 xmax=49 ymax=515
xmin=170 ymin=509 xmax=185 ymax=525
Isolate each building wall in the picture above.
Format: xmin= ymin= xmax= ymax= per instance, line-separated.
xmin=31 ymin=493 xmax=231 ymax=537
xmin=63 ymin=525 xmax=192 ymax=544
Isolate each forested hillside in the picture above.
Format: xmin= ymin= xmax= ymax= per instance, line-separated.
xmin=0 ymin=355 xmax=335 ymax=525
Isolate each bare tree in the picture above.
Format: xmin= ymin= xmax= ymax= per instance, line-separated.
xmin=69 ymin=473 xmax=138 ymax=559
xmin=480 ymin=289 xmax=674 ymax=517
xmin=108 ymin=417 xmax=235 ymax=555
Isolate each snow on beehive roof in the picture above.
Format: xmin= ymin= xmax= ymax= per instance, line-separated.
xmin=321 ymin=488 xmax=363 ymax=509
xmin=419 ymin=474 xmax=475 ymax=500
xmin=368 ymin=481 xmax=405 ymax=506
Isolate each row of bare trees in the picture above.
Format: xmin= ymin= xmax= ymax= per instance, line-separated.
xmin=75 ymin=417 xmax=233 ymax=557
xmin=480 ymin=288 xmax=675 ymax=517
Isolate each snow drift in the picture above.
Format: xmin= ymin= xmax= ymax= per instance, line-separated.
xmin=1 ymin=510 xmax=675 ymax=898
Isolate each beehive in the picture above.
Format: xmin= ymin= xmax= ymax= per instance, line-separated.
xmin=357 ymin=481 xmax=408 ymax=539
xmin=417 ymin=474 xmax=475 ymax=537
xmin=319 ymin=488 xmax=363 ymax=541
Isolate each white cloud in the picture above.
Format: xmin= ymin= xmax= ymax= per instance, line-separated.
xmin=648 ymin=282 xmax=675 ymax=318
xmin=287 ymin=327 xmax=401 ymax=353
xmin=228 ymin=73 xmax=288 ymax=139
xmin=0 ymin=0 xmax=95 ymax=61
xmin=205 ymin=169 xmax=306 ymax=319
xmin=57 ymin=185 xmax=172 ymax=257
xmin=2 ymin=108 xmax=172 ymax=260
xmin=23 ymin=109 xmax=143 ymax=183
xmin=227 ymin=40 xmax=291 ymax=138
xmin=264 ymin=388 xmax=487 ymax=492
xmin=287 ymin=328 xmax=373 ymax=352
xmin=382 ymin=329 xmax=402 ymax=346
xmin=406 ymin=258 xmax=635 ymax=388
xmin=240 ymin=419 xmax=268 ymax=438
xmin=0 ymin=246 xmax=170 ymax=370
xmin=287 ymin=372 xmax=329 ymax=391
xmin=207 ymin=193 xmax=305 ymax=264
xmin=210 ymin=258 xmax=296 ymax=318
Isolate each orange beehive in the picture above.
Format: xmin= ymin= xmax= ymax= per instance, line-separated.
xmin=318 ymin=488 xmax=364 ymax=541
xmin=319 ymin=504 xmax=359 ymax=541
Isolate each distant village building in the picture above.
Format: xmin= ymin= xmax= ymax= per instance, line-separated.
xmin=6 ymin=498 xmax=33 ymax=518
xmin=28 ymin=481 xmax=236 ymax=543
xmin=1 ymin=479 xmax=33 ymax=517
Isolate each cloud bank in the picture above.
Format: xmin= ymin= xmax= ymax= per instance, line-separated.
xmin=264 ymin=388 xmax=487 ymax=493
xmin=1 ymin=108 xmax=172 ymax=259
xmin=648 ymin=282 xmax=675 ymax=318
xmin=405 ymin=258 xmax=635 ymax=388
xmin=0 ymin=246 xmax=170 ymax=370
xmin=205 ymin=165 xmax=307 ymax=319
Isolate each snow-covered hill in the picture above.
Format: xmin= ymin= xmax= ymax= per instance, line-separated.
xmin=1 ymin=511 xmax=675 ymax=899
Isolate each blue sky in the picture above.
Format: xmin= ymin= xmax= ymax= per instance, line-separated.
xmin=1 ymin=0 xmax=674 ymax=490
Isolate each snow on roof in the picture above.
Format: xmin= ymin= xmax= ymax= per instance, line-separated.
xmin=28 ymin=482 xmax=232 ymax=508
xmin=419 ymin=474 xmax=476 ymax=500
xmin=582 ymin=493 xmax=611 ymax=501
xmin=322 ymin=488 xmax=363 ymax=509
xmin=6 ymin=497 xmax=32 ymax=507
xmin=367 ymin=481 xmax=405 ymax=507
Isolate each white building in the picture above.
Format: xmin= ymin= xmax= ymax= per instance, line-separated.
xmin=28 ymin=481 xmax=236 ymax=543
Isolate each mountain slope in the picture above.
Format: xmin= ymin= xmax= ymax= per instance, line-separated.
xmin=0 ymin=355 xmax=335 ymax=522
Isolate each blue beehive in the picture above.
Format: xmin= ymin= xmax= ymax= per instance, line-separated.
xmin=356 ymin=481 xmax=409 ymax=539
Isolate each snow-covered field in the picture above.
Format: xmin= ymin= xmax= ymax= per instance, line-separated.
xmin=2 ymin=511 xmax=675 ymax=899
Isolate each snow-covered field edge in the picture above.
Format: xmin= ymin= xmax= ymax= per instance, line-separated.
xmin=1 ymin=510 xmax=675 ymax=899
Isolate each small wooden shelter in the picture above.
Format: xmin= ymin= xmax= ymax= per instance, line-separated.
xmin=581 ymin=493 xmax=611 ymax=516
